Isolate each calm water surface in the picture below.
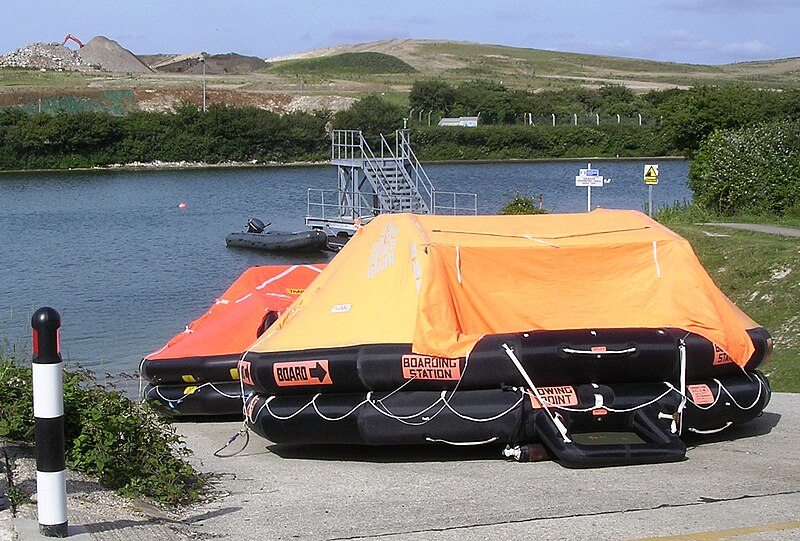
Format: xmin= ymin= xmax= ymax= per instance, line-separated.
xmin=0 ymin=160 xmax=691 ymax=387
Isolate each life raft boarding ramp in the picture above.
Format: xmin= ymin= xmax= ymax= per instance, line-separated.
xmin=306 ymin=129 xmax=477 ymax=235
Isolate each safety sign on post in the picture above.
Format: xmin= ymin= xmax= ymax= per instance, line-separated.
xmin=644 ymin=165 xmax=659 ymax=185
xmin=575 ymin=164 xmax=604 ymax=212
xmin=644 ymin=164 xmax=659 ymax=217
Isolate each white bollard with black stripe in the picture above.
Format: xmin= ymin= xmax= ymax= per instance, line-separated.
xmin=31 ymin=307 xmax=68 ymax=538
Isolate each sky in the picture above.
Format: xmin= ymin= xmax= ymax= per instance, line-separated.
xmin=4 ymin=0 xmax=799 ymax=65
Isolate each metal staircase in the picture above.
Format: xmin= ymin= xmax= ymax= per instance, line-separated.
xmin=306 ymin=129 xmax=477 ymax=234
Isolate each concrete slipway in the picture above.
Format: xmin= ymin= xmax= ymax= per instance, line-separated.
xmin=7 ymin=393 xmax=800 ymax=540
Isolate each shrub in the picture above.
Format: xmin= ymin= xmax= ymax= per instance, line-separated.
xmin=0 ymin=357 xmax=203 ymax=505
xmin=500 ymin=195 xmax=549 ymax=215
xmin=689 ymin=120 xmax=800 ymax=216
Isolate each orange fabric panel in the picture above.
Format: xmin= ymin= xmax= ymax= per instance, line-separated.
xmin=145 ymin=264 xmax=324 ymax=360
xmin=416 ymin=238 xmax=753 ymax=364
xmin=248 ymin=211 xmax=757 ymax=367
xmin=255 ymin=217 xmax=421 ymax=351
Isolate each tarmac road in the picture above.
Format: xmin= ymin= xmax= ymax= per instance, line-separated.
xmin=5 ymin=393 xmax=798 ymax=540
xmin=700 ymin=223 xmax=800 ymax=237
xmin=173 ymin=392 xmax=800 ymax=541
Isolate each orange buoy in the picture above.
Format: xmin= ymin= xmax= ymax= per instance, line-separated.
xmin=178 ymin=202 xmax=187 ymax=209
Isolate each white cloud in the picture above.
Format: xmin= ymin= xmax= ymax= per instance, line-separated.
xmin=721 ymin=40 xmax=769 ymax=56
xmin=660 ymin=29 xmax=714 ymax=52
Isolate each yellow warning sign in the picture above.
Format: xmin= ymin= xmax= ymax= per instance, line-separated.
xmin=644 ymin=164 xmax=659 ymax=185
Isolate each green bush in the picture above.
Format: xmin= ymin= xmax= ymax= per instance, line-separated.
xmin=689 ymin=120 xmax=800 ymax=216
xmin=269 ymin=52 xmax=415 ymax=75
xmin=0 ymin=104 xmax=330 ymax=170
xmin=412 ymin=124 xmax=671 ymax=160
xmin=500 ymin=195 xmax=549 ymax=215
xmin=0 ymin=358 xmax=203 ymax=505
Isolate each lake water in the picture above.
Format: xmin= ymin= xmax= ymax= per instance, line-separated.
xmin=0 ymin=159 xmax=691 ymax=389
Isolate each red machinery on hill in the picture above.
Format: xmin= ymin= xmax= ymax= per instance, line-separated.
xmin=62 ymin=34 xmax=84 ymax=48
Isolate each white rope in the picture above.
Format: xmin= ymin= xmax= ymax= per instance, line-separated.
xmin=522 ymin=234 xmax=558 ymax=248
xmin=312 ymin=392 xmax=373 ymax=421
xmin=502 ymin=343 xmax=571 ymax=443
xmin=368 ymin=394 xmax=448 ymax=425
xmin=562 ymin=346 xmax=637 ymax=356
xmin=151 ymin=381 xmax=245 ymax=405
xmin=425 ymin=436 xmax=499 ymax=446
xmin=653 ymin=240 xmax=662 ymax=278
xmin=678 ymin=338 xmax=687 ymax=434
xmin=441 ymin=393 xmax=525 ymax=422
xmin=687 ymin=422 xmax=733 ymax=435
xmin=717 ymin=373 xmax=766 ymax=410
xmin=255 ymin=353 xmax=523 ymax=427
xmin=255 ymin=265 xmax=301 ymax=290
xmin=239 ymin=368 xmax=249 ymax=418
xmin=262 ymin=394 xmax=315 ymax=420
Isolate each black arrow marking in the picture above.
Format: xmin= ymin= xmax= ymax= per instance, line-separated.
xmin=309 ymin=361 xmax=328 ymax=382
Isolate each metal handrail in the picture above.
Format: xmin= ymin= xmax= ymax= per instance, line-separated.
xmin=361 ymin=136 xmax=408 ymax=212
xmin=396 ymin=129 xmax=435 ymax=212
xmin=326 ymin=128 xmax=477 ymax=218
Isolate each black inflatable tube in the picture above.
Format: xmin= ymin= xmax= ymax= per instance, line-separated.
xmin=241 ymin=327 xmax=771 ymax=396
xmin=145 ymin=381 xmax=248 ymax=417
xmin=141 ymin=354 xmax=241 ymax=385
xmin=244 ymin=372 xmax=768 ymax=468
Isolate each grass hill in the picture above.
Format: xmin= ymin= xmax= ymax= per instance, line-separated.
xmin=265 ymin=38 xmax=800 ymax=91
xmin=1 ymin=38 xmax=799 ymax=114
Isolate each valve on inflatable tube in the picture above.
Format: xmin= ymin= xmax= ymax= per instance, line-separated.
xmin=503 ymin=443 xmax=550 ymax=462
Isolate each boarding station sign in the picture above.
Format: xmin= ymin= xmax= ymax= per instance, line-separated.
xmin=575 ymin=168 xmax=604 ymax=187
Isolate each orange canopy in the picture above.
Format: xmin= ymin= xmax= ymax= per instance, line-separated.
xmin=145 ymin=264 xmax=324 ymax=361
xmin=250 ymin=211 xmax=756 ymax=367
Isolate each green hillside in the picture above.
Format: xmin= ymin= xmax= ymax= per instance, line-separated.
xmin=268 ymin=52 xmax=415 ymax=75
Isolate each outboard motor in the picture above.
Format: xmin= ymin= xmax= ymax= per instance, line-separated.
xmin=247 ymin=218 xmax=267 ymax=233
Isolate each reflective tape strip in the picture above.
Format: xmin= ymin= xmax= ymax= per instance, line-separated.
xmin=32 ymin=363 xmax=63 ymax=418
xmin=36 ymin=470 xmax=67 ymax=525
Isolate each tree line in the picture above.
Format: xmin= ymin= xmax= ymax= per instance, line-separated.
xmin=0 ymin=103 xmax=332 ymax=170
xmin=1 ymin=81 xmax=799 ymax=216
xmin=406 ymin=80 xmax=800 ymax=153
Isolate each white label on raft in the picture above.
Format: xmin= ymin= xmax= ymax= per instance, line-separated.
xmin=330 ymin=303 xmax=352 ymax=313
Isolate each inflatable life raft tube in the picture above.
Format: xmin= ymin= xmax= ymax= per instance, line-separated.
xmin=144 ymin=381 xmax=249 ymax=417
xmin=244 ymin=371 xmax=770 ymax=467
xmin=240 ymin=327 xmax=772 ymax=396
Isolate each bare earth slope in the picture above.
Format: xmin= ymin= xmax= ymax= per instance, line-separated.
xmin=78 ymin=36 xmax=153 ymax=73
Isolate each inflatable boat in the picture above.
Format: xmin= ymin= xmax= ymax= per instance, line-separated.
xmin=225 ymin=218 xmax=328 ymax=252
xmin=141 ymin=264 xmax=324 ymax=416
xmin=239 ymin=211 xmax=773 ymax=467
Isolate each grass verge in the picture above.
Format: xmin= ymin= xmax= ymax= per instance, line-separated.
xmin=657 ymin=205 xmax=800 ymax=391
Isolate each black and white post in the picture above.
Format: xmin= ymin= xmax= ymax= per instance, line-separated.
xmin=31 ymin=307 xmax=68 ymax=538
